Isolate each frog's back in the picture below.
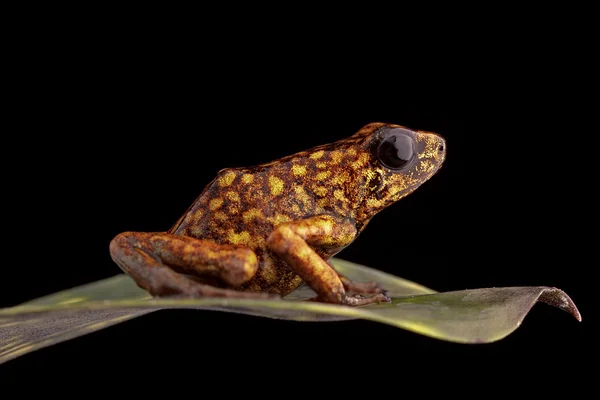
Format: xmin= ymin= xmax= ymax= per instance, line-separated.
xmin=168 ymin=158 xmax=327 ymax=296
xmin=169 ymin=166 xmax=302 ymax=254
xmin=169 ymin=132 xmax=375 ymax=256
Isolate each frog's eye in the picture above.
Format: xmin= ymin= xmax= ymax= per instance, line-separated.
xmin=376 ymin=128 xmax=415 ymax=170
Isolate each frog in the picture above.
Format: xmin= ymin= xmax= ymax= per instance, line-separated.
xmin=110 ymin=122 xmax=446 ymax=306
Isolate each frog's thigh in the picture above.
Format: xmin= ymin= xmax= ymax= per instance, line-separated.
xmin=266 ymin=215 xmax=390 ymax=306
xmin=110 ymin=232 xmax=274 ymax=299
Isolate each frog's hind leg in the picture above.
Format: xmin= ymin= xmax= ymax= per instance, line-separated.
xmin=109 ymin=231 xmax=276 ymax=299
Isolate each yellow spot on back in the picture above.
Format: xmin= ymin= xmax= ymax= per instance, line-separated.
xmin=294 ymin=185 xmax=311 ymax=205
xmin=218 ymin=171 xmax=237 ymax=187
xmin=310 ymin=150 xmax=325 ymax=159
xmin=271 ymin=213 xmax=291 ymax=226
xmin=330 ymin=171 xmax=350 ymax=186
xmin=225 ymin=191 xmax=240 ymax=202
xmin=291 ymin=204 xmax=301 ymax=213
xmin=292 ymin=164 xmax=307 ymax=176
xmin=214 ymin=211 xmax=228 ymax=221
xmin=347 ymin=148 xmax=357 ymax=156
xmin=269 ymin=176 xmax=284 ymax=196
xmin=227 ymin=230 xmax=251 ymax=245
xmin=243 ymin=208 xmax=264 ymax=222
xmin=352 ymin=153 xmax=369 ymax=170
xmin=334 ymin=189 xmax=346 ymax=201
xmin=314 ymin=186 xmax=328 ymax=197
xmin=316 ymin=162 xmax=327 ymax=169
xmin=330 ymin=150 xmax=343 ymax=164
xmin=209 ymin=198 xmax=224 ymax=210
xmin=241 ymin=174 xmax=254 ymax=184
xmin=185 ymin=209 xmax=203 ymax=225
xmin=317 ymin=198 xmax=328 ymax=207
xmin=316 ymin=171 xmax=331 ymax=181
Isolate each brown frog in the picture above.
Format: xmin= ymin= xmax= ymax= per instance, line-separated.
xmin=110 ymin=122 xmax=446 ymax=306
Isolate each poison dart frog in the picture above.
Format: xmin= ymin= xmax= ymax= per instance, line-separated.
xmin=110 ymin=122 xmax=446 ymax=306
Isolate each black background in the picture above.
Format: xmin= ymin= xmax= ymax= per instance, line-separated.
xmin=2 ymin=14 xmax=595 ymax=389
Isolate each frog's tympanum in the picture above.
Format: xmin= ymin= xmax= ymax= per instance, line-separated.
xmin=110 ymin=123 xmax=446 ymax=306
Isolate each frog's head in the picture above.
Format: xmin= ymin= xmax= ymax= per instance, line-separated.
xmin=352 ymin=123 xmax=446 ymax=224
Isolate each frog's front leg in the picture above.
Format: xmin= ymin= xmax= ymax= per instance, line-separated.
xmin=110 ymin=232 xmax=276 ymax=299
xmin=267 ymin=215 xmax=391 ymax=306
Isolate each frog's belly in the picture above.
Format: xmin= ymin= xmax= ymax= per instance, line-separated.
xmin=239 ymin=255 xmax=304 ymax=297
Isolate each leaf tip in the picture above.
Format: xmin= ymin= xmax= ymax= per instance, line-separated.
xmin=539 ymin=287 xmax=582 ymax=322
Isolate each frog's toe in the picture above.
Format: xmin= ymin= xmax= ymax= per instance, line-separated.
xmin=380 ymin=293 xmax=392 ymax=303
xmin=343 ymin=293 xmax=391 ymax=306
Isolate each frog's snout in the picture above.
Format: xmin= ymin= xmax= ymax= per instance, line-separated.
xmin=436 ymin=134 xmax=447 ymax=164
xmin=417 ymin=131 xmax=446 ymax=167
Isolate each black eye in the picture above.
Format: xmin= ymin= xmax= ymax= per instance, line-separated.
xmin=377 ymin=129 xmax=414 ymax=169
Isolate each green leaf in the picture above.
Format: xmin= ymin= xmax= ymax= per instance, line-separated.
xmin=0 ymin=258 xmax=580 ymax=364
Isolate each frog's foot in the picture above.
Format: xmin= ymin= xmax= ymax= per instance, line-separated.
xmin=308 ymin=293 xmax=391 ymax=306
xmin=342 ymin=293 xmax=391 ymax=306
xmin=110 ymin=231 xmax=277 ymax=300
xmin=339 ymin=275 xmax=387 ymax=296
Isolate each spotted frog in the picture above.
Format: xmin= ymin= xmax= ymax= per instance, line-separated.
xmin=110 ymin=122 xmax=446 ymax=306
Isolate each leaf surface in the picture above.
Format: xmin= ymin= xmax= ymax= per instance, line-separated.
xmin=0 ymin=258 xmax=580 ymax=364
